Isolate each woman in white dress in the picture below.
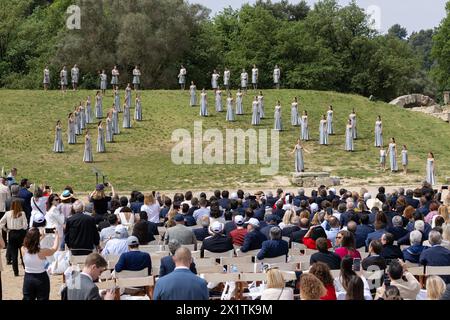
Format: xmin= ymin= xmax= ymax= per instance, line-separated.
xmin=349 ymin=108 xmax=357 ymax=140
xmin=125 ymin=83 xmax=132 ymax=108
xmin=111 ymin=65 xmax=119 ymax=87
xmin=375 ymin=115 xmax=383 ymax=147
xmin=300 ymin=111 xmax=309 ymax=141
xmin=53 ymin=120 xmax=64 ymax=153
xmin=113 ymin=86 xmax=121 ymax=112
xmin=79 ymin=102 xmax=86 ymax=130
xmin=189 ymin=81 xmax=197 ymax=106
xmin=225 ymin=93 xmax=235 ymax=122
xmin=140 ymin=194 xmax=160 ymax=224
xmin=251 ymin=96 xmax=260 ymax=125
xmin=43 ymin=66 xmax=50 ymax=91
xmin=99 ymin=70 xmax=107 ymax=94
xmin=85 ymin=96 xmax=93 ymax=124
xmin=274 ymin=101 xmax=282 ymax=131
xmin=380 ymin=146 xmax=386 ymax=172
xmin=319 ymin=115 xmax=328 ymax=145
xmin=132 ymin=65 xmax=141 ymax=90
xmin=211 ymin=69 xmax=220 ymax=92
xmin=345 ymin=119 xmax=353 ymax=151
xmin=118 ymin=207 xmax=135 ymax=234
xmin=60 ymin=66 xmax=68 ymax=92
xmin=291 ymin=97 xmax=299 ymax=126
xmin=178 ymin=65 xmax=187 ymax=90
xmin=200 ymin=89 xmax=208 ymax=116
xmin=273 ymin=65 xmax=281 ymax=89
xmin=257 ymin=91 xmax=265 ymax=119
xmin=327 ymin=105 xmax=334 ymax=135
xmin=401 ymin=145 xmax=408 ymax=175
xmin=97 ymin=121 xmax=106 ymax=153
xmin=251 ymin=64 xmax=258 ymax=90
xmin=95 ymin=91 xmax=103 ymax=119
xmin=291 ymin=138 xmax=310 ymax=172
xmin=240 ymin=69 xmax=248 ymax=93
xmin=223 ymin=68 xmax=231 ymax=92
xmin=235 ymin=89 xmax=244 ymax=115
xmin=426 ymin=152 xmax=436 ymax=185
xmin=106 ymin=111 xmax=114 ymax=143
xmin=67 ymin=113 xmax=76 ymax=144
xmin=135 ymin=94 xmax=142 ymax=121
xmin=215 ymin=87 xmax=223 ymax=112
xmin=386 ymin=137 xmax=398 ymax=172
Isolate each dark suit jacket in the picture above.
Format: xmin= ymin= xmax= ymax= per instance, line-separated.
xmin=381 ymin=244 xmax=403 ymax=260
xmin=281 ymin=225 xmax=300 ymax=238
xmin=260 ymin=223 xmax=278 ymax=240
xmin=340 ymin=210 xmax=357 ymax=227
xmin=159 ymin=255 xmax=197 ymax=277
xmin=310 ymin=251 xmax=341 ymax=270
xmin=405 ymin=196 xmax=419 ymax=209
xmin=240 ymin=230 xmax=267 ymax=252
xmin=201 ymin=234 xmax=234 ymax=257
xmin=65 ymin=213 xmax=99 ymax=250
xmin=419 ymin=245 xmax=450 ymax=283
xmin=355 ymin=224 xmax=374 ymax=249
xmin=17 ymin=188 xmax=33 ymax=219
xmin=256 ymin=239 xmax=288 ymax=260
xmin=403 ymin=244 xmax=428 ymax=264
xmin=386 ymin=226 xmax=408 ymax=241
xmin=266 ymin=196 xmax=279 ymax=208
xmin=273 ymin=208 xmax=285 ymax=221
xmin=115 ymin=251 xmax=152 ymax=275
xmin=254 ymin=207 xmax=266 ymax=221
xmin=153 ymin=269 xmax=208 ymax=300
xmin=366 ymin=229 xmax=386 ymax=247
xmin=290 ymin=229 xmax=308 ymax=244
xmin=193 ymin=226 xmax=210 ymax=241
xmin=362 ymin=254 xmax=387 ymax=271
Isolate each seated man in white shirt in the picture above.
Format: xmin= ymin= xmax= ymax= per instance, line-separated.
xmin=101 ymin=225 xmax=129 ymax=256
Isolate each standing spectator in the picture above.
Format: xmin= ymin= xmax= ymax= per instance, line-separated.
xmin=193 ymin=216 xmax=210 ymax=241
xmin=45 ymin=194 xmax=64 ymax=247
xmin=0 ymin=199 xmax=28 ymax=276
xmin=299 ymin=273 xmax=326 ymax=300
xmin=66 ymin=253 xmax=115 ymax=300
xmin=229 ymin=215 xmax=247 ymax=246
xmin=309 ymin=262 xmax=337 ymax=300
xmin=115 ymin=236 xmax=151 ymax=275
xmin=240 ymin=218 xmax=267 ymax=253
xmin=261 ymin=268 xmax=294 ymax=300
xmin=89 ymin=184 xmax=115 ymax=224
xmin=159 ymin=239 xmax=197 ymax=277
xmin=141 ymin=193 xmax=161 ymax=224
xmin=153 ymin=247 xmax=208 ymax=300
xmin=375 ymin=260 xmax=420 ymax=300
xmin=6 ymin=168 xmax=18 ymax=186
xmin=0 ymin=178 xmax=11 ymax=254
xmin=64 ymin=200 xmax=99 ymax=256
xmin=29 ymin=187 xmax=49 ymax=228
xmin=310 ymin=238 xmax=341 ymax=270
xmin=18 ymin=179 xmax=33 ymax=221
xmin=419 ymin=230 xmax=450 ymax=283
xmin=164 ymin=214 xmax=197 ymax=246
xmin=21 ymin=228 xmax=59 ymax=300
xmin=257 ymin=226 xmax=289 ymax=261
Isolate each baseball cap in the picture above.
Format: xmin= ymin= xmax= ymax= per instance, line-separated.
xmin=247 ymin=218 xmax=260 ymax=227
xmin=329 ymin=188 xmax=336 ymax=194
xmin=210 ymin=221 xmax=224 ymax=233
xmin=96 ymin=184 xmax=105 ymax=191
xmin=115 ymin=225 xmax=127 ymax=234
xmin=127 ymin=236 xmax=139 ymax=246
xmin=310 ymin=203 xmax=319 ymax=213
xmin=234 ymin=215 xmax=244 ymax=226
xmin=174 ymin=214 xmax=184 ymax=222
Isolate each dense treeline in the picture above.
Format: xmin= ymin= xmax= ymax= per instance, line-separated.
xmin=0 ymin=0 xmax=448 ymax=101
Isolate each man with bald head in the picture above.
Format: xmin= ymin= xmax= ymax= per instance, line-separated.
xmin=153 ymin=247 xmax=208 ymax=300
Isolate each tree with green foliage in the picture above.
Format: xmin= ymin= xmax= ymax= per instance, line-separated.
xmin=388 ymin=24 xmax=408 ymax=40
xmin=432 ymin=1 xmax=450 ymax=92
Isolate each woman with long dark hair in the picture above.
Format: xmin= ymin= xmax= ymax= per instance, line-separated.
xmin=345 ymin=276 xmax=365 ymax=300
xmin=335 ymin=230 xmax=361 ymax=259
xmin=334 ymin=255 xmax=372 ymax=300
xmin=21 ymin=228 xmax=59 ymax=300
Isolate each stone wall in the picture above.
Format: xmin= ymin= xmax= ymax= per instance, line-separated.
xmin=291 ymin=172 xmax=340 ymax=187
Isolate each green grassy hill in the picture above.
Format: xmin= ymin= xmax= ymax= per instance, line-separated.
xmin=0 ymin=89 xmax=449 ymax=191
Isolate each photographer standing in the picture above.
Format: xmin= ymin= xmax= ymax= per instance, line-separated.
xmin=89 ymin=183 xmax=115 ymax=225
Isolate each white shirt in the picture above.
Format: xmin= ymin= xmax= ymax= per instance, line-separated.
xmin=334 ymin=276 xmax=373 ymax=300
xmin=141 ymin=203 xmax=161 ymax=224
xmin=0 ymin=183 xmax=11 ymax=212
xmin=101 ymin=238 xmax=129 ymax=256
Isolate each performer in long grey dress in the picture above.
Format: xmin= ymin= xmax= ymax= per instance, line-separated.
xmin=99 ymin=70 xmax=107 ymax=94
xmin=114 ymin=86 xmax=121 ymax=112
xmin=68 ymin=113 xmax=76 ymax=144
xmin=274 ymin=101 xmax=282 ymax=131
xmin=95 ymin=91 xmax=103 ymax=119
xmin=74 ymin=107 xmax=81 ymax=135
xmin=125 ymin=83 xmax=132 ymax=108
xmin=273 ymin=65 xmax=281 ymax=89
xmin=211 ymin=70 xmax=220 ymax=92
xmin=327 ymin=105 xmax=334 ymax=135
xmin=240 ymin=69 xmax=248 ymax=93
xmin=189 ymin=81 xmax=197 ymax=106
xmin=79 ymin=103 xmax=86 ymax=130
xmin=380 ymin=146 xmax=386 ymax=172
xmin=291 ymin=139 xmax=310 ymax=172
xmin=71 ymin=64 xmax=79 ymax=91
xmin=300 ymin=111 xmax=309 ymax=141
xmin=106 ymin=112 xmax=114 ymax=143
xmin=112 ymin=106 xmax=120 ymax=134
xmin=123 ymin=103 xmax=131 ymax=128
xmin=251 ymin=96 xmax=260 ymax=125
xmin=251 ymin=65 xmax=258 ymax=90
xmin=225 ymin=94 xmax=235 ymax=122
xmin=97 ymin=121 xmax=106 ymax=153
xmin=215 ymin=88 xmax=223 ymax=112
xmin=178 ymin=65 xmax=187 ymax=90
xmin=257 ymin=91 xmax=265 ymax=119
xmin=387 ymin=137 xmax=398 ymax=172
xmin=345 ymin=119 xmax=353 ymax=151
xmin=43 ymin=66 xmax=50 ymax=91
xmin=426 ymin=152 xmax=436 ymax=185
xmin=111 ymin=65 xmax=119 ymax=87
xmin=401 ymin=145 xmax=408 ymax=174
xmin=349 ymin=108 xmax=357 ymax=139
xmin=85 ymin=96 xmax=93 ymax=124
xmin=83 ymin=131 xmax=93 ymax=163
xmin=236 ymin=89 xmax=244 ymax=115
xmin=291 ymin=97 xmax=299 ymax=126
xmin=135 ymin=94 xmax=142 ymax=121
xmin=200 ymin=89 xmax=208 ymax=116
xmin=132 ymin=65 xmax=141 ymax=90
xmin=53 ymin=120 xmax=64 ymax=153
xmin=223 ymin=68 xmax=231 ymax=92
xmin=319 ymin=115 xmax=328 ymax=145
xmin=375 ymin=115 xmax=383 ymax=147
xmin=60 ymin=66 xmax=68 ymax=92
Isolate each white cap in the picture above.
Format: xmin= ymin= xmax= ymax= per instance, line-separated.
xmin=234 ymin=215 xmax=244 ymax=226
xmin=329 ymin=188 xmax=336 ymax=194
xmin=310 ymin=203 xmax=318 ymax=213
xmin=247 ymin=218 xmax=260 ymax=227
xmin=230 ymin=192 xmax=238 ymax=200
xmin=210 ymin=221 xmax=224 ymax=233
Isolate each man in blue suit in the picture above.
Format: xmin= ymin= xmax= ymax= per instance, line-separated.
xmin=240 ymin=218 xmax=267 ymax=252
xmin=366 ymin=222 xmax=386 ymax=249
xmin=419 ymin=230 xmax=450 ymax=283
xmin=256 ymin=226 xmax=288 ymax=261
xmin=355 ymin=213 xmax=374 ymax=249
xmin=405 ymin=189 xmax=419 ymax=208
xmin=153 ymin=247 xmax=208 ymax=300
